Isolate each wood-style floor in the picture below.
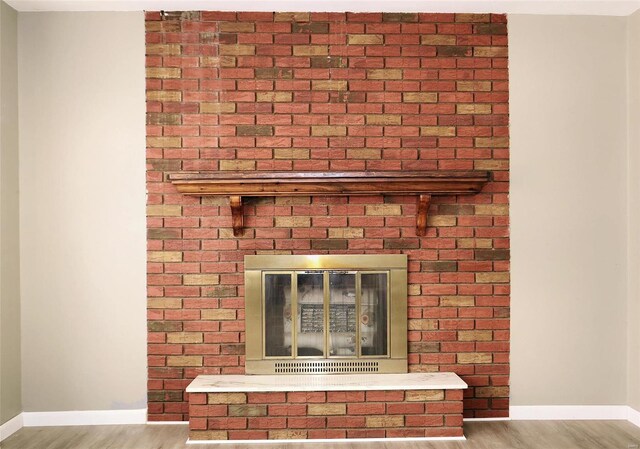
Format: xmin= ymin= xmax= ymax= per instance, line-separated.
xmin=3 ymin=420 xmax=640 ymax=449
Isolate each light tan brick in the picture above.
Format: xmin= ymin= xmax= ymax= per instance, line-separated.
xmin=167 ymin=332 xmax=203 ymax=344
xmin=403 ymin=92 xmax=438 ymax=103
xmin=201 ymin=56 xmax=237 ymax=67
xmin=146 ymin=67 xmax=181 ymax=79
xmin=256 ymin=92 xmax=293 ymax=102
xmin=184 ymin=274 xmax=220 ymax=285
xmin=219 ymin=22 xmax=255 ymax=32
xmin=475 ymin=160 xmax=509 ymax=171
xmin=476 ymin=272 xmax=510 ymax=283
xmin=275 ymin=216 xmax=311 ymax=227
xmin=293 ymin=45 xmax=329 ymax=56
xmin=408 ymin=284 xmax=421 ymax=296
xmin=201 ymin=103 xmax=236 ymax=114
xmin=219 ymin=45 xmax=255 ymax=56
xmin=146 ymin=91 xmax=182 ymax=102
xmin=208 ymin=392 xmax=247 ymax=404
xmin=147 ymin=205 xmax=182 ymax=216
xmin=148 ymin=251 xmax=182 ymax=262
xmin=311 ymin=126 xmax=347 ymax=136
xmin=440 ymin=296 xmax=475 ymax=307
xmin=269 ymin=430 xmax=308 ymax=439
xmin=408 ymin=319 xmax=438 ymax=330
xmin=476 ymin=137 xmax=509 ymax=148
xmin=475 ymin=204 xmax=509 ymax=216
xmin=167 ymin=356 xmax=203 ymax=367
xmin=146 ymin=137 xmax=181 ymax=148
xmin=347 ymin=148 xmax=381 ymax=159
xmin=475 ymin=46 xmax=508 ymax=57
xmin=365 ymin=416 xmax=404 ymax=427
xmin=190 ymin=431 xmax=228 ymax=440
xmin=368 ymin=69 xmax=403 ymax=80
xmin=146 ymin=44 xmax=181 ymax=55
xmin=365 ymin=204 xmax=402 ymax=216
xmin=274 ymin=148 xmax=309 ymax=159
xmin=201 ymin=309 xmax=237 ymax=320
xmin=147 ymin=298 xmax=182 ymax=309
xmin=457 ymin=81 xmax=492 ymax=92
xmin=308 ymin=404 xmax=346 ymax=415
xmin=274 ymin=12 xmax=310 ymax=22
xmin=421 ymin=35 xmax=456 ymax=45
xmin=427 ymin=215 xmax=456 ymax=227
xmin=458 ymin=353 xmax=492 ymax=364
xmin=220 ymin=160 xmax=256 ymax=171
xmin=420 ymin=126 xmax=456 ymax=137
xmin=366 ymin=114 xmax=401 ymax=125
xmin=406 ymin=390 xmax=445 ymax=401
xmin=348 ymin=34 xmax=383 ymax=45
xmin=457 ymin=104 xmax=492 ymax=114
xmin=328 ymin=228 xmax=364 ymax=239
xmin=312 ymin=80 xmax=348 ymax=91
xmin=275 ymin=196 xmax=310 ymax=205
xmin=457 ymin=238 xmax=493 ymax=249
xmin=458 ymin=330 xmax=493 ymax=341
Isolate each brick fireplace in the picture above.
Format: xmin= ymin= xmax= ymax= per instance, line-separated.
xmin=146 ymin=10 xmax=510 ymax=422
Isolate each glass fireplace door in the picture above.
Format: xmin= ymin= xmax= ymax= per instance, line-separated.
xmin=263 ymin=270 xmax=389 ymax=361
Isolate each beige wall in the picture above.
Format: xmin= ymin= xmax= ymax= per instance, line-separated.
xmin=18 ymin=12 xmax=147 ymax=412
xmin=0 ymin=0 xmax=22 ymax=426
xmin=510 ymin=15 xmax=629 ymax=405
xmin=628 ymin=10 xmax=640 ymax=413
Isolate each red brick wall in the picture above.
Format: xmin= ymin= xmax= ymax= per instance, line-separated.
xmin=146 ymin=11 xmax=509 ymax=421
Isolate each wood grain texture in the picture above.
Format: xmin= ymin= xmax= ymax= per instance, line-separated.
xmin=3 ymin=421 xmax=640 ymax=449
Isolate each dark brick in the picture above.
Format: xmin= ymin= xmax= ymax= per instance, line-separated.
xmin=437 ymin=204 xmax=475 ymax=215
xmin=494 ymin=308 xmax=510 ymax=318
xmin=255 ymin=68 xmax=293 ymax=79
xmin=221 ymin=344 xmax=246 ymax=355
xmin=199 ymin=32 xmax=217 ymax=44
xmin=475 ymin=249 xmax=510 ymax=261
xmin=150 ymin=159 xmax=182 ymax=171
xmin=421 ymin=261 xmax=458 ymax=272
xmin=148 ymin=321 xmax=183 ymax=332
xmin=310 ymin=56 xmax=347 ymax=68
xmin=382 ymin=13 xmax=418 ymax=22
xmin=384 ymin=239 xmax=419 ymax=250
xmin=148 ymin=228 xmax=181 ymax=240
xmin=204 ymin=286 xmax=238 ymax=297
xmin=311 ymin=239 xmax=348 ymax=250
xmin=218 ymin=33 xmax=237 ymax=44
xmin=475 ymin=23 xmax=508 ymax=35
xmin=292 ymin=22 xmax=329 ymax=33
xmin=148 ymin=390 xmax=184 ymax=402
xmin=147 ymin=113 xmax=181 ymax=126
xmin=437 ymin=46 xmax=472 ymax=57
xmin=162 ymin=11 xmax=200 ymax=21
xmin=236 ymin=125 xmax=273 ymax=136
xmin=229 ymin=405 xmax=267 ymax=417
xmin=408 ymin=342 xmax=440 ymax=353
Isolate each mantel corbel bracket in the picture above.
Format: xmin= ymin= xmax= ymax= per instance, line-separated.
xmin=168 ymin=171 xmax=490 ymax=238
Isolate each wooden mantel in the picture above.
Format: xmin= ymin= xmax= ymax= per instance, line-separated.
xmin=168 ymin=171 xmax=490 ymax=237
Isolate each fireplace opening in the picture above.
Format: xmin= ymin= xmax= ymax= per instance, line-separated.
xmin=245 ymin=255 xmax=407 ymax=374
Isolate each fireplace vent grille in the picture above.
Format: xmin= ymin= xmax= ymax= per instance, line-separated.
xmin=274 ymin=361 xmax=379 ymax=374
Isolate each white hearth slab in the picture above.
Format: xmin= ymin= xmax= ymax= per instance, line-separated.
xmin=186 ymin=372 xmax=467 ymax=393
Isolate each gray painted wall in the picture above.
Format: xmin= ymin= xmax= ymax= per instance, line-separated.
xmin=510 ymin=15 xmax=629 ymax=406
xmin=10 ymin=11 xmax=639 ymax=413
xmin=628 ymin=10 xmax=640 ymax=413
xmin=18 ymin=12 xmax=147 ymax=412
xmin=0 ymin=0 xmax=22 ymax=426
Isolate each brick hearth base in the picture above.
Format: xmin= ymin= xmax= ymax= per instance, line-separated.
xmin=186 ymin=373 xmax=466 ymax=442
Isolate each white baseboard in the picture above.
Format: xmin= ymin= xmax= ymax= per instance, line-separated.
xmin=0 ymin=413 xmax=24 ymax=442
xmin=22 ymin=409 xmax=147 ymax=427
xmin=629 ymin=407 xmax=640 ymax=428
xmin=510 ymin=405 xmax=630 ymax=421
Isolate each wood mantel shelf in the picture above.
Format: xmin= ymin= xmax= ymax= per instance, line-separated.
xmin=168 ymin=171 xmax=490 ymax=237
